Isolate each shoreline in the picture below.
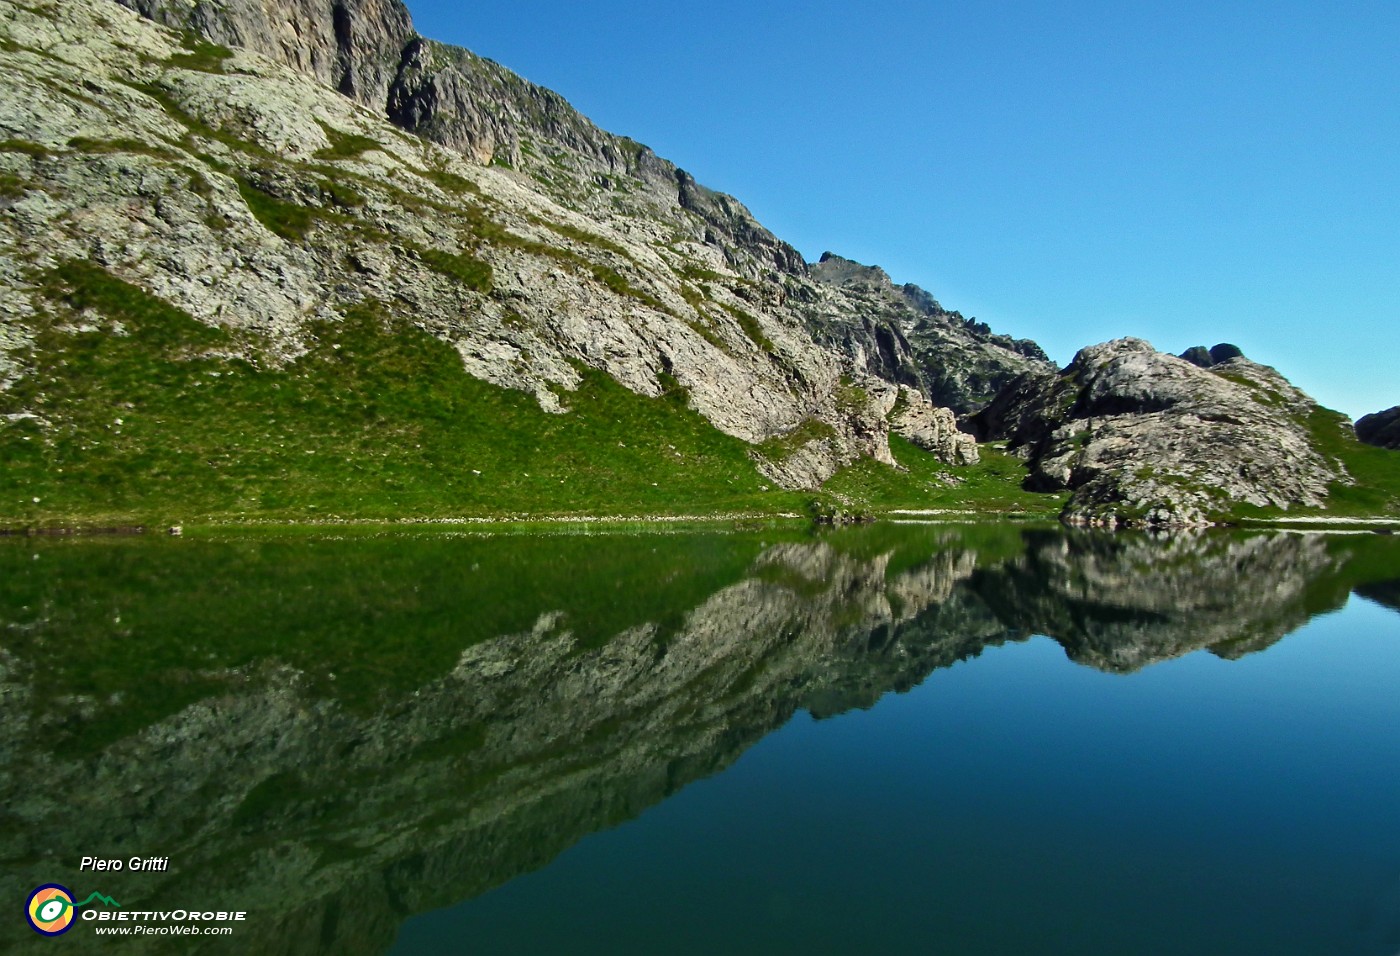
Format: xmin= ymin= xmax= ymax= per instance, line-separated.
xmin=4 ymin=509 xmax=1399 ymax=537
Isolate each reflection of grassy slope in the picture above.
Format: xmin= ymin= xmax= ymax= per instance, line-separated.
xmin=0 ymin=530 xmax=790 ymax=751
xmin=819 ymin=520 xmax=1032 ymax=575
xmin=0 ymin=263 xmax=811 ymax=523
xmin=821 ymin=436 xmax=1064 ymax=515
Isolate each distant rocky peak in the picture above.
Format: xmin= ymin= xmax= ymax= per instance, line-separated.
xmin=811 ymin=252 xmax=894 ymax=289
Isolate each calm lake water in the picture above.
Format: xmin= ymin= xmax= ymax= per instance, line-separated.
xmin=3 ymin=524 xmax=1399 ymax=955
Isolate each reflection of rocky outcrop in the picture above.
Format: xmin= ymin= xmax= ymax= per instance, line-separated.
xmin=971 ymin=531 xmax=1349 ymax=672
xmin=2 ymin=527 xmax=1399 ymax=954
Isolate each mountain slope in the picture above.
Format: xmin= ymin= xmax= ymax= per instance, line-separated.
xmin=3 ymin=0 xmax=1394 ymax=527
xmin=106 ymin=0 xmax=1049 ymax=403
xmin=0 ymin=0 xmax=1046 ymax=524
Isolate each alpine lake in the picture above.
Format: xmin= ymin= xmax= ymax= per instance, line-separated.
xmin=4 ymin=521 xmax=1400 ymax=955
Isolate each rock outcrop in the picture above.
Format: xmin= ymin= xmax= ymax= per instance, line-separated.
xmin=116 ymin=0 xmax=416 ymax=106
xmin=1178 ymin=342 xmax=1245 ymax=368
xmin=970 ymin=338 xmax=1346 ymax=525
xmin=889 ymin=385 xmax=978 ymax=464
xmin=1356 ymin=406 xmax=1400 ymax=450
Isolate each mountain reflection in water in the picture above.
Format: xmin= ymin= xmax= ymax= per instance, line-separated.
xmin=2 ymin=525 xmax=1398 ymax=954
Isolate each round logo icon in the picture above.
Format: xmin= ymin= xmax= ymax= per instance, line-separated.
xmin=27 ymin=884 xmax=76 ymax=937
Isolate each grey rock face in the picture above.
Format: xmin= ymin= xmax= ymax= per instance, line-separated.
xmin=808 ymin=252 xmax=1051 ymax=413
xmin=970 ymin=338 xmax=1346 ymax=525
xmin=889 ymin=385 xmax=978 ymax=464
xmin=115 ymin=0 xmax=415 ymax=104
xmin=113 ymin=0 xmax=819 ymax=285
xmin=1356 ymin=406 xmax=1400 ymax=450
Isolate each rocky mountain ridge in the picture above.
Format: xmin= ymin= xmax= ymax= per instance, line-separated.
xmin=110 ymin=0 xmax=1050 ymax=410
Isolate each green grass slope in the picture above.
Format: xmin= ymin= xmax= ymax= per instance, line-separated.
xmin=0 ymin=262 xmax=1050 ymax=526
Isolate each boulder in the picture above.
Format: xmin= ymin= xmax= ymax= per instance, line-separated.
xmin=1356 ymin=406 xmax=1400 ymax=450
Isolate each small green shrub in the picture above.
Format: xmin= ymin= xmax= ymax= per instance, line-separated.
xmin=236 ymin=178 xmax=317 ymax=241
xmin=721 ymin=302 xmax=775 ymax=353
xmin=678 ymin=263 xmax=726 ymax=283
xmin=66 ymin=136 xmax=181 ymax=159
xmin=314 ymin=123 xmax=382 ymax=161
xmin=0 ymin=139 xmax=50 ymax=157
xmin=415 ymin=247 xmax=493 ymax=292
xmin=545 ymin=220 xmax=629 ymax=258
xmin=679 ymin=283 xmax=706 ymax=311
xmin=317 ymin=178 xmax=364 ymax=210
xmin=0 ymin=172 xmax=30 ymax=198
xmin=417 ymin=166 xmax=481 ymax=196
xmin=168 ymin=37 xmax=234 ymax=73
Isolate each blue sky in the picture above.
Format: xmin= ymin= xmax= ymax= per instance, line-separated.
xmin=408 ymin=1 xmax=1399 ymax=419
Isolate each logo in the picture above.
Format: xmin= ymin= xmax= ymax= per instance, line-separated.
xmin=27 ymin=885 xmax=76 ymax=937
xmin=25 ymin=885 xmax=120 ymax=937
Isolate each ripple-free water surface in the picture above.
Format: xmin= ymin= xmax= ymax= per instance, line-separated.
xmin=4 ymin=525 xmax=1399 ymax=955
xmin=392 ymin=597 xmax=1400 ymax=956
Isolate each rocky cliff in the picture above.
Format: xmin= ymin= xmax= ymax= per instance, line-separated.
xmin=970 ymin=338 xmax=1347 ymax=526
xmin=806 ymin=252 xmax=1050 ymax=413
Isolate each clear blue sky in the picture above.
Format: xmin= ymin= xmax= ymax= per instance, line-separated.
xmin=408 ymin=0 xmax=1399 ymax=419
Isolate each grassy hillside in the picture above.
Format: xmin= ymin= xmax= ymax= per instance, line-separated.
xmin=0 ymin=262 xmax=1051 ymax=527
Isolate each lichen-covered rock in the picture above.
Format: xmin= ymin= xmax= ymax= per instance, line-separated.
xmin=1356 ymin=406 xmax=1400 ymax=450
xmin=970 ymin=338 xmax=1346 ymax=526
